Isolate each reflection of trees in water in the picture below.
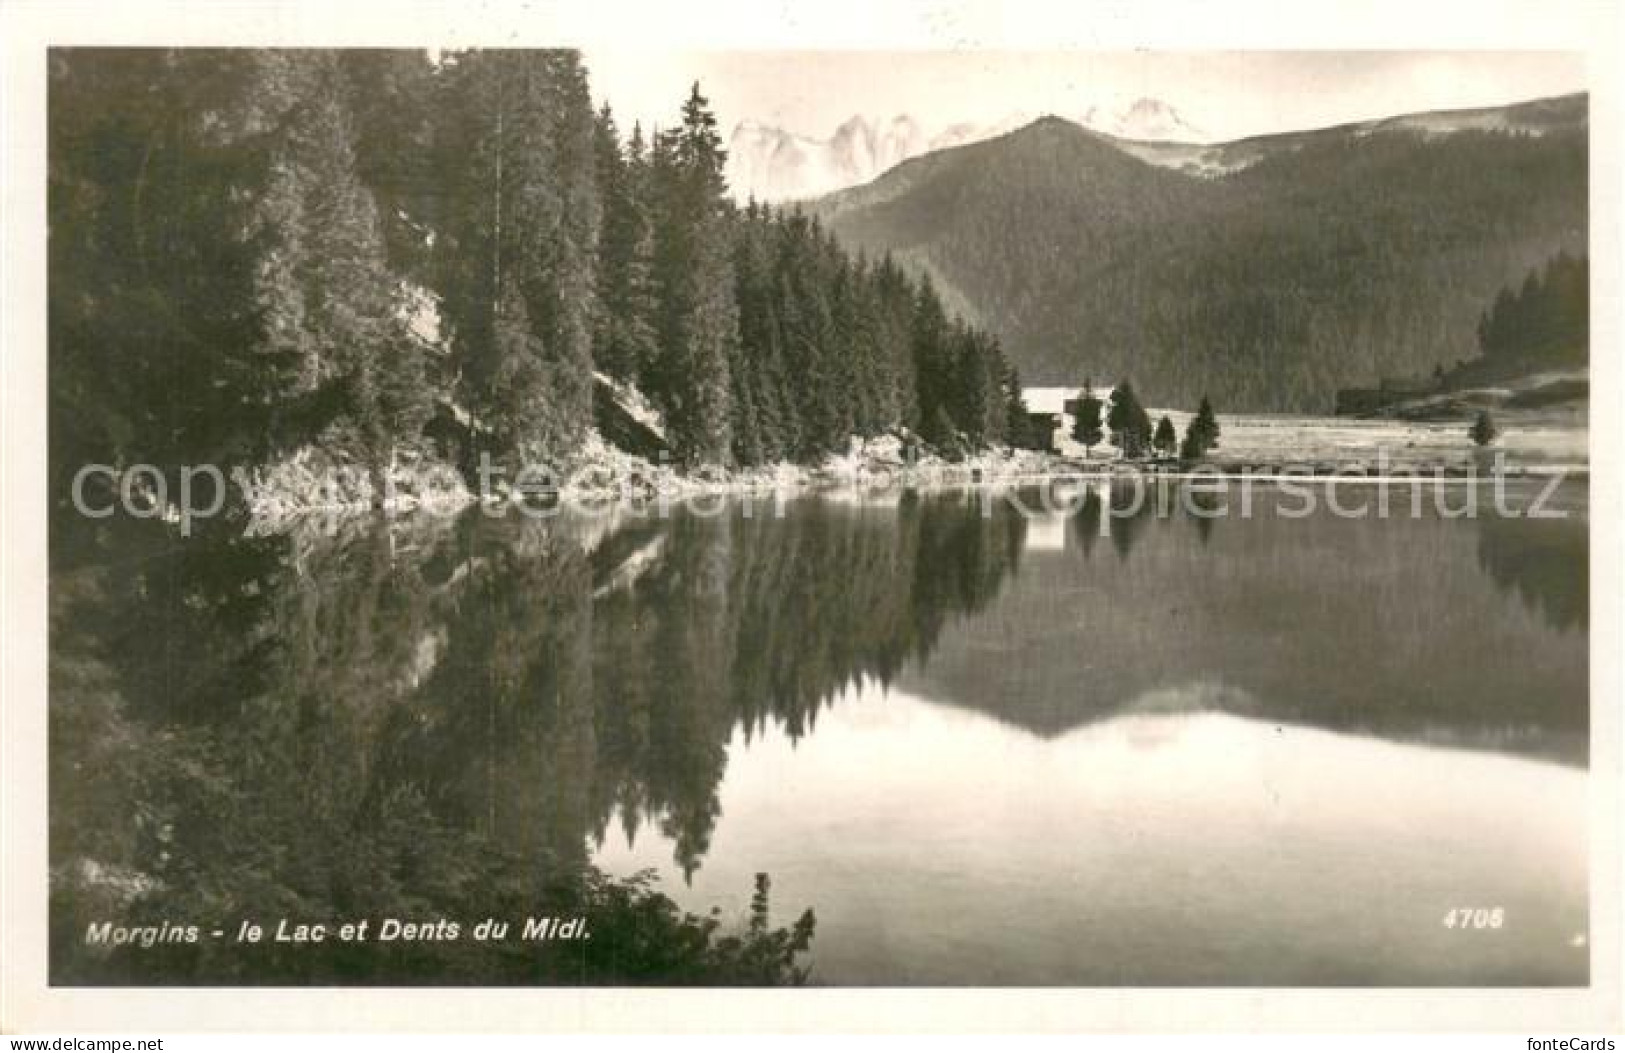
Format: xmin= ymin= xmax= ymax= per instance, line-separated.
xmin=1070 ymin=480 xmax=1213 ymax=560
xmin=49 ymin=493 xmax=1024 ymax=982
xmin=1475 ymin=511 xmax=1587 ymax=634
xmin=590 ymin=494 xmax=1026 ymax=876
xmin=1067 ymin=480 xmax=1585 ymax=638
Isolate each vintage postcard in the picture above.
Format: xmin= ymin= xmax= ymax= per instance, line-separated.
xmin=2 ymin=0 xmax=1620 ymax=1036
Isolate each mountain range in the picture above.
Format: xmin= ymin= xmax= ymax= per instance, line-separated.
xmin=808 ymin=93 xmax=1588 ymax=412
xmin=726 ymin=97 xmax=1205 ymax=202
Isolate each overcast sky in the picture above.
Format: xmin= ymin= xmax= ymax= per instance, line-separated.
xmin=581 ymin=50 xmax=1586 ymax=143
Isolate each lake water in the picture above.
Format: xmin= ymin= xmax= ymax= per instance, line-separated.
xmin=50 ymin=478 xmax=1589 ymax=985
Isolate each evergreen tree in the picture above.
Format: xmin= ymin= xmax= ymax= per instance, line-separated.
xmin=49 ymin=49 xmax=435 ymax=501
xmin=955 ymin=327 xmax=1010 ymax=448
xmin=1470 ymin=409 xmax=1499 ymax=447
xmin=278 ymin=53 xmax=432 ymax=490
xmin=774 ymin=216 xmax=840 ymax=458
xmin=732 ymin=203 xmax=796 ymax=463
xmin=1473 ymin=252 xmax=1588 ymax=375
xmin=432 ymin=49 xmax=602 ymax=468
xmin=929 ymin=406 xmax=962 ymax=458
xmin=648 ymin=83 xmax=736 ymax=466
xmin=1180 ymin=396 xmax=1221 ymax=460
xmin=485 ymin=282 xmax=553 ymax=465
xmin=874 ymin=254 xmax=921 ymax=430
xmin=809 ymin=251 xmax=857 ymax=452
xmin=1003 ymin=367 xmax=1033 ymax=450
xmin=1107 ymin=380 xmax=1152 ymax=458
xmin=911 ymin=277 xmax=958 ymax=449
xmin=335 ymin=49 xmax=439 ymax=275
xmin=50 ymin=50 xmax=277 ymax=487
xmin=1153 ymin=415 xmax=1178 ymax=458
xmin=1071 ymin=380 xmax=1104 ymax=457
xmin=593 ymin=108 xmax=660 ymax=383
xmin=842 ymin=253 xmax=892 ymax=438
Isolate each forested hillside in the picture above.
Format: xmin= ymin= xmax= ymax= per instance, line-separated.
xmin=49 ymin=49 xmax=1021 ymax=510
xmin=1458 ymin=251 xmax=1588 ymax=385
xmin=815 ymin=97 xmax=1588 ymax=412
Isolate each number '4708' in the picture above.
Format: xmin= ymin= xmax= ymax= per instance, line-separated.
xmin=1442 ymin=908 xmax=1505 ymax=929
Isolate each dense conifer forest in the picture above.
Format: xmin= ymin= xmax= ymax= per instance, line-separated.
xmin=1461 ymin=251 xmax=1588 ymax=383
xmin=49 ymin=48 xmax=1024 ymax=505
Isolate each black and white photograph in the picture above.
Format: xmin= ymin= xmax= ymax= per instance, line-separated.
xmin=2 ymin=0 xmax=1621 ymax=1039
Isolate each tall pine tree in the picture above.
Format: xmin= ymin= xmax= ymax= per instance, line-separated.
xmin=649 ymin=84 xmax=736 ymax=466
xmin=432 ymin=49 xmax=601 ymax=468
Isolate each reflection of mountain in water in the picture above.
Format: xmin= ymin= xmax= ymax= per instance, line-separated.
xmin=903 ymin=482 xmax=1588 ymax=763
xmin=1476 ymin=510 xmax=1587 ymax=634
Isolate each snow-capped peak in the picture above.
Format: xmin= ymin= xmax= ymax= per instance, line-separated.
xmin=1080 ymin=97 xmax=1206 ymax=142
xmin=726 ymin=113 xmax=928 ymax=202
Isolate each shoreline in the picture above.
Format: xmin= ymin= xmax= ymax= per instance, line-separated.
xmin=208 ymin=410 xmax=1593 ymax=531
xmin=165 ymin=402 xmax=1582 ymax=530
xmin=235 ymin=447 xmax=1587 ymax=535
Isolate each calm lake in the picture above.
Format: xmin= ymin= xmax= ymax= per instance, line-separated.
xmin=50 ymin=478 xmax=1589 ymax=985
